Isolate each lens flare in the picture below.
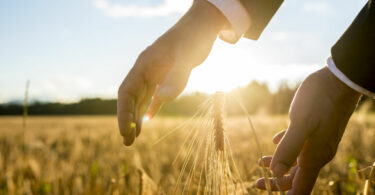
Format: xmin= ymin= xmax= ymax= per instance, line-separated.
xmin=143 ymin=113 xmax=152 ymax=122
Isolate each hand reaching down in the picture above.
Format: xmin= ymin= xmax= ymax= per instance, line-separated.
xmin=256 ymin=67 xmax=361 ymax=194
xmin=117 ymin=0 xmax=227 ymax=146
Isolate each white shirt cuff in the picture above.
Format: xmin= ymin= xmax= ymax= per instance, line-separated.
xmin=206 ymin=0 xmax=252 ymax=43
xmin=327 ymin=57 xmax=375 ymax=98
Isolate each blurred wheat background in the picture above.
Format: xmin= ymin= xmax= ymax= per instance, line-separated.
xmin=0 ymin=112 xmax=374 ymax=194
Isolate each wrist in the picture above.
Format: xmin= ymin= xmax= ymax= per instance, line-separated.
xmin=188 ymin=0 xmax=228 ymax=35
xmin=321 ymin=67 xmax=361 ymax=101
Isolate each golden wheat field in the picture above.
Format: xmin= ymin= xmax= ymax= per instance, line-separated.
xmin=0 ymin=113 xmax=374 ymax=195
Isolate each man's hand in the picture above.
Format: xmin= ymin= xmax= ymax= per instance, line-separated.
xmin=256 ymin=67 xmax=361 ymax=194
xmin=117 ymin=0 xmax=227 ymax=146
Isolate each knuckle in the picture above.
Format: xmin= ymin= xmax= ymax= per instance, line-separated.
xmin=139 ymin=45 xmax=163 ymax=64
xmin=139 ymin=45 xmax=153 ymax=59
xmin=135 ymin=43 xmax=176 ymax=82
xmin=117 ymin=84 xmax=125 ymax=97
xmin=289 ymin=106 xmax=318 ymax=131
xmin=300 ymin=144 xmax=337 ymax=169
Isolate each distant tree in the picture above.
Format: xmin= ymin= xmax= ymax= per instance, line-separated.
xmin=265 ymin=81 xmax=298 ymax=114
xmin=1 ymin=81 xmax=372 ymax=116
xmin=226 ymin=81 xmax=271 ymax=115
xmin=160 ymin=92 xmax=209 ymax=116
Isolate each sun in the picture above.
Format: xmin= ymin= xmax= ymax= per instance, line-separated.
xmin=184 ymin=40 xmax=321 ymax=94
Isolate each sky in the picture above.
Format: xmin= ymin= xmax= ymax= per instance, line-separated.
xmin=0 ymin=0 xmax=368 ymax=103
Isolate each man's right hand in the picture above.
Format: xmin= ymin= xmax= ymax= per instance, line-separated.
xmin=117 ymin=0 xmax=228 ymax=146
xmin=255 ymin=67 xmax=361 ymax=194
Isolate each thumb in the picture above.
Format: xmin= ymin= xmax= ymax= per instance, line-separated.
xmin=270 ymin=78 xmax=318 ymax=178
xmin=157 ymin=66 xmax=192 ymax=101
xmin=146 ymin=66 xmax=191 ymax=117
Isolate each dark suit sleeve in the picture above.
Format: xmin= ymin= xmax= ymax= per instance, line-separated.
xmin=331 ymin=0 xmax=375 ymax=93
xmin=238 ymin=0 xmax=284 ymax=40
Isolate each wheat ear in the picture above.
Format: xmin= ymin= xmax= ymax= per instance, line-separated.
xmin=213 ymin=92 xmax=225 ymax=151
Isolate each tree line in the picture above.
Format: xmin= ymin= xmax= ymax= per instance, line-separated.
xmin=0 ymin=81 xmax=373 ymax=116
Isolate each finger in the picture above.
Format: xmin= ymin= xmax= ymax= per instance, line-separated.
xmin=117 ymin=93 xmax=136 ymax=137
xmin=157 ymin=66 xmax=191 ymax=101
xmin=258 ymin=156 xmax=297 ymax=169
xmin=271 ymin=121 xmax=315 ymax=177
xmin=286 ymin=166 xmax=320 ymax=195
xmin=147 ymin=96 xmax=163 ymax=118
xmin=144 ymin=85 xmax=162 ymax=120
xmin=273 ymin=130 xmax=286 ymax=144
xmin=272 ymin=131 xmax=298 ymax=175
xmin=123 ymin=117 xmax=136 ymax=146
xmin=258 ymin=156 xmax=272 ymax=167
xmin=136 ymin=103 xmax=149 ymax=137
xmin=270 ymin=78 xmax=321 ymax=176
xmin=132 ymin=85 xmax=146 ymax=138
xmin=255 ymin=176 xmax=293 ymax=191
xmin=123 ymin=128 xmax=136 ymax=146
xmin=118 ymin=66 xmax=146 ymax=142
xmin=147 ymin=66 xmax=192 ymax=117
xmin=135 ymin=84 xmax=156 ymax=137
xmin=256 ymin=131 xmax=283 ymax=170
xmin=256 ymin=166 xmax=298 ymax=191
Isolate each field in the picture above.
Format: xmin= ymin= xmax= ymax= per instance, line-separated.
xmin=0 ymin=114 xmax=374 ymax=195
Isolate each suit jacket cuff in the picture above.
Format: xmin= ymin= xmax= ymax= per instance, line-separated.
xmin=327 ymin=57 xmax=375 ymax=98
xmin=330 ymin=1 xmax=375 ymax=96
xmin=239 ymin=0 xmax=283 ymax=40
xmin=206 ymin=0 xmax=252 ymax=43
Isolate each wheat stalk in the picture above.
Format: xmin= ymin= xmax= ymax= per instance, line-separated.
xmin=171 ymin=92 xmax=246 ymax=195
xmin=364 ymin=162 xmax=375 ymax=195
xmin=213 ymin=92 xmax=225 ymax=151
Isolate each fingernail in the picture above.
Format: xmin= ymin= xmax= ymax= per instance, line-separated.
xmin=258 ymin=156 xmax=265 ymax=166
xmin=286 ymin=189 xmax=294 ymax=195
xmin=272 ymin=163 xmax=288 ymax=177
xmin=255 ymin=178 xmax=265 ymax=189
xmin=124 ymin=134 xmax=135 ymax=146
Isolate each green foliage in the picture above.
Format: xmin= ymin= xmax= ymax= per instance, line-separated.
xmin=90 ymin=162 xmax=100 ymax=177
xmin=122 ymin=163 xmax=129 ymax=175
xmin=0 ymin=98 xmax=117 ymax=115
xmin=37 ymin=182 xmax=52 ymax=195
xmin=347 ymin=156 xmax=358 ymax=175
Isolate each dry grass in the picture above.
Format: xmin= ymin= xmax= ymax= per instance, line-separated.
xmin=0 ymin=113 xmax=374 ymax=194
